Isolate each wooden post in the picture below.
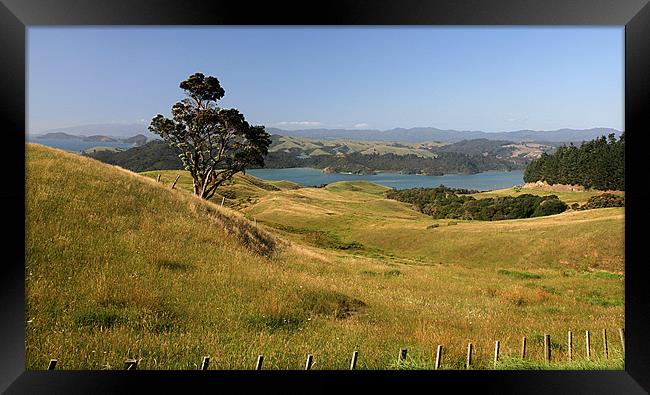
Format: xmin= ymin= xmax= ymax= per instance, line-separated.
xmin=603 ymin=329 xmax=609 ymax=359
xmin=200 ymin=356 xmax=210 ymax=370
xmin=585 ymin=330 xmax=591 ymax=360
xmin=350 ymin=351 xmax=358 ymax=370
xmin=521 ymin=336 xmax=527 ymax=359
xmin=494 ymin=341 xmax=500 ymax=368
xmin=568 ymin=331 xmax=573 ymax=361
xmin=466 ymin=343 xmax=473 ymax=369
xmin=398 ymin=348 xmax=407 ymax=364
xmin=124 ymin=359 xmax=138 ymax=370
xmin=47 ymin=359 xmax=57 ymax=370
xmin=156 ymin=174 xmax=161 ymax=183
xmin=305 ymin=354 xmax=313 ymax=370
xmin=221 ymin=196 xmax=225 ymax=207
xmin=544 ymin=334 xmax=551 ymax=364
xmin=256 ymin=355 xmax=264 ymax=370
xmin=435 ymin=345 xmax=443 ymax=370
xmin=170 ymin=174 xmax=181 ymax=190
xmin=619 ymin=328 xmax=625 ymax=354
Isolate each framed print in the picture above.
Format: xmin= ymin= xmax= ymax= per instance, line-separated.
xmin=2 ymin=0 xmax=649 ymax=393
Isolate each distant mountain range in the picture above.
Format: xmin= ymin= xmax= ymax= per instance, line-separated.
xmin=267 ymin=127 xmax=622 ymax=144
xmin=32 ymin=123 xmax=156 ymax=139
xmin=36 ymin=132 xmax=150 ymax=147
xmin=31 ymin=123 xmax=622 ymax=145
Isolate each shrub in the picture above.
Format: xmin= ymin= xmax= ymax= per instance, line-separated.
xmin=532 ymin=197 xmax=568 ymax=217
xmin=581 ymin=193 xmax=624 ymax=210
xmin=245 ymin=313 xmax=304 ymax=332
xmin=299 ymin=289 xmax=366 ymax=319
xmin=386 ymin=188 xmax=567 ymax=221
xmin=497 ymin=269 xmax=542 ymax=279
xmin=74 ymin=307 xmax=126 ymax=329
xmin=383 ymin=269 xmax=402 ymax=277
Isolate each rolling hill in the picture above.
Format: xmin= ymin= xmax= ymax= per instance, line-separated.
xmin=26 ymin=143 xmax=624 ymax=370
xmin=268 ymin=127 xmax=622 ymax=144
xmin=269 ymin=135 xmax=556 ymax=161
xmin=85 ymin=136 xmax=548 ymax=175
xmin=33 ymin=123 xmax=156 ymax=138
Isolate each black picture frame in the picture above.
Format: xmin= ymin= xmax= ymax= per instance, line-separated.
xmin=2 ymin=0 xmax=648 ymax=393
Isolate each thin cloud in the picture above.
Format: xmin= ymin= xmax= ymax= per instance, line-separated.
xmin=278 ymin=121 xmax=322 ymax=127
xmin=353 ymin=123 xmax=369 ymax=128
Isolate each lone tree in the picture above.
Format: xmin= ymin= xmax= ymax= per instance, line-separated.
xmin=149 ymin=73 xmax=271 ymax=200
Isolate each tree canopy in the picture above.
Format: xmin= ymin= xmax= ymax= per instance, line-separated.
xmin=523 ymin=133 xmax=624 ymax=191
xmin=149 ymin=73 xmax=271 ymax=199
xmin=386 ymin=185 xmax=568 ymax=220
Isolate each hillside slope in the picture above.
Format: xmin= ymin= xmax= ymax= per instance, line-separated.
xmin=26 ymin=144 xmax=623 ymax=370
xmin=138 ymin=170 xmax=301 ymax=210
xmin=267 ymin=126 xmax=621 ymax=144
xmin=244 ymin=181 xmax=624 ymax=273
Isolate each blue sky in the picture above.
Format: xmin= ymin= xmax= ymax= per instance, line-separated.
xmin=27 ymin=27 xmax=623 ymax=133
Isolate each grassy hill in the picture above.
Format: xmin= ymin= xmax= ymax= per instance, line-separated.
xmin=82 ymin=146 xmax=126 ymax=154
xmin=269 ymin=135 xmax=556 ymax=161
xmin=269 ymin=135 xmax=442 ymax=158
xmin=472 ymin=186 xmax=625 ymax=206
xmin=139 ymin=170 xmax=301 ymax=210
xmin=86 ymin=136 xmax=532 ymax=176
xmin=243 ymin=182 xmax=624 ymax=273
xmin=26 ymin=143 xmax=623 ymax=370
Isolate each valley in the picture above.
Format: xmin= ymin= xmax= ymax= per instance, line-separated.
xmin=26 ymin=143 xmax=624 ymax=370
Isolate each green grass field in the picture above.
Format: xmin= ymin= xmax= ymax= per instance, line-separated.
xmin=471 ymin=186 xmax=625 ymax=206
xmin=82 ymin=146 xmax=126 ymax=154
xmin=25 ymin=143 xmax=624 ymax=370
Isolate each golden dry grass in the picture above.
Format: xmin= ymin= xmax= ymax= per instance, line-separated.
xmin=26 ymin=143 xmax=624 ymax=370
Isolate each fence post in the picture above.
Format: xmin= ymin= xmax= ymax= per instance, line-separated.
xmin=494 ymin=341 xmax=500 ymax=368
xmin=47 ymin=359 xmax=57 ymax=370
xmin=521 ymin=336 xmax=527 ymax=359
xmin=221 ymin=196 xmax=225 ymax=207
xmin=619 ymin=328 xmax=625 ymax=354
xmin=398 ymin=348 xmax=407 ymax=364
xmin=256 ymin=355 xmax=264 ymax=370
xmin=603 ymin=329 xmax=609 ymax=359
xmin=586 ymin=330 xmax=591 ymax=360
xmin=200 ymin=356 xmax=210 ymax=370
xmin=544 ymin=334 xmax=551 ymax=364
xmin=466 ymin=343 xmax=473 ymax=369
xmin=435 ymin=345 xmax=443 ymax=370
xmin=305 ymin=354 xmax=313 ymax=370
xmin=568 ymin=331 xmax=573 ymax=361
xmin=156 ymin=174 xmax=161 ymax=183
xmin=170 ymin=174 xmax=181 ymax=190
xmin=124 ymin=359 xmax=138 ymax=370
xmin=350 ymin=351 xmax=358 ymax=370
